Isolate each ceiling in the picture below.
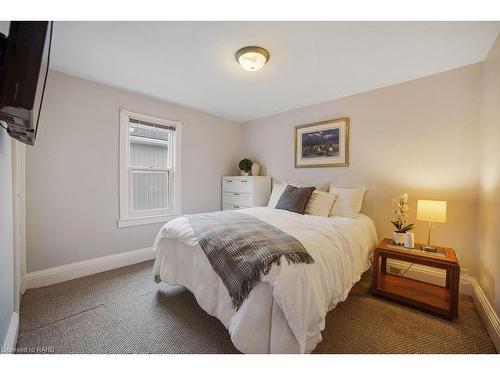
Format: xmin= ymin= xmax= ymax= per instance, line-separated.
xmin=48 ymin=21 xmax=500 ymax=123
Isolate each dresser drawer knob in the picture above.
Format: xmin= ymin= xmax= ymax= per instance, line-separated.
xmin=233 ymin=193 xmax=239 ymax=196
xmin=234 ymin=205 xmax=239 ymax=208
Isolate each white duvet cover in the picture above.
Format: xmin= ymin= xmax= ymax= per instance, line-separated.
xmin=152 ymin=207 xmax=377 ymax=353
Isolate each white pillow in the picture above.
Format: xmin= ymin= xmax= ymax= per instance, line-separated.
xmin=304 ymin=191 xmax=338 ymax=217
xmin=306 ymin=182 xmax=330 ymax=192
xmin=329 ymin=186 xmax=367 ymax=217
xmin=267 ymin=182 xmax=288 ymax=208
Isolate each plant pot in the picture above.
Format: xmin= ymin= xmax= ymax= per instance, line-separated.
xmin=392 ymin=231 xmax=405 ymax=245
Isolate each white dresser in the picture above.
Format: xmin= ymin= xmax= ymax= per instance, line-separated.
xmin=222 ymin=176 xmax=272 ymax=211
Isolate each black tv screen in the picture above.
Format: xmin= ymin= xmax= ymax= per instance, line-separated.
xmin=0 ymin=21 xmax=50 ymax=145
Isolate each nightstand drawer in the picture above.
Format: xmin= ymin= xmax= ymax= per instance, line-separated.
xmin=222 ymin=192 xmax=253 ymax=206
xmin=222 ymin=178 xmax=254 ymax=194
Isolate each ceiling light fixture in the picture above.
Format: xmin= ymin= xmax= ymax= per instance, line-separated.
xmin=235 ymin=46 xmax=270 ymax=72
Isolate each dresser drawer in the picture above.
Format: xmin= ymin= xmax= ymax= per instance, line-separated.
xmin=223 ymin=192 xmax=253 ymax=206
xmin=223 ymin=203 xmax=251 ymax=211
xmin=222 ymin=178 xmax=254 ymax=193
xmin=221 ymin=176 xmax=271 ymax=211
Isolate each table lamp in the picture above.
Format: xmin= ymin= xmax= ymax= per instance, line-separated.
xmin=416 ymin=200 xmax=447 ymax=252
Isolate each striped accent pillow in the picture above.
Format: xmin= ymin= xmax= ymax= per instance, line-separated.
xmin=305 ymin=190 xmax=338 ymax=217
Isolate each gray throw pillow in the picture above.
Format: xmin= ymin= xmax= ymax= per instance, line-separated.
xmin=275 ymin=185 xmax=316 ymax=214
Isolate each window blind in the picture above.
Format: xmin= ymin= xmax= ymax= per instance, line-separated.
xmin=129 ymin=117 xmax=177 ymax=131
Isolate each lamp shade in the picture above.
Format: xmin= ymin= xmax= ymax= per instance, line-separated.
xmin=416 ymin=200 xmax=447 ymax=223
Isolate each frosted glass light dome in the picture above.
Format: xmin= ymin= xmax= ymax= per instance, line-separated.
xmin=235 ymin=46 xmax=270 ymax=71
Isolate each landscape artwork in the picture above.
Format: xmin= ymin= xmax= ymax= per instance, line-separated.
xmin=301 ymin=128 xmax=340 ymax=158
xmin=295 ymin=118 xmax=349 ymax=167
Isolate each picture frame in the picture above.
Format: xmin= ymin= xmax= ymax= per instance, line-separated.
xmin=294 ymin=117 xmax=350 ymax=168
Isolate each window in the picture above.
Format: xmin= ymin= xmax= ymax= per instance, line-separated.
xmin=118 ymin=110 xmax=182 ymax=227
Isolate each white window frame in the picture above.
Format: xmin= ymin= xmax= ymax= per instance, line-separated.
xmin=118 ymin=109 xmax=182 ymax=228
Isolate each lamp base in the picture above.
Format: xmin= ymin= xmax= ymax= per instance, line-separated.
xmin=421 ymin=245 xmax=438 ymax=252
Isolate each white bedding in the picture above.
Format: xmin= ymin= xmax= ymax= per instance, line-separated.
xmin=152 ymin=207 xmax=378 ymax=353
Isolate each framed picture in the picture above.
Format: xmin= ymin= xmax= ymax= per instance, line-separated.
xmin=295 ymin=117 xmax=350 ymax=168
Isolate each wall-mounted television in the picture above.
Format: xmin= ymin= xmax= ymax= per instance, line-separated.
xmin=0 ymin=21 xmax=51 ymax=146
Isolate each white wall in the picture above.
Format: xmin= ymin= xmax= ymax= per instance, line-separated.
xmin=478 ymin=34 xmax=500 ymax=317
xmin=0 ymin=128 xmax=14 ymax=347
xmin=0 ymin=20 xmax=16 ymax=350
xmin=26 ymin=70 xmax=242 ymax=272
xmin=242 ymin=64 xmax=482 ymax=275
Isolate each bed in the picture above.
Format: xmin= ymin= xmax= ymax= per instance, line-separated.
xmin=152 ymin=206 xmax=377 ymax=353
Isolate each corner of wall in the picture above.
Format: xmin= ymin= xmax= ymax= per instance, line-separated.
xmin=476 ymin=33 xmax=500 ymax=321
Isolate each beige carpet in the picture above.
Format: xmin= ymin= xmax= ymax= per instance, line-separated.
xmin=17 ymin=261 xmax=496 ymax=354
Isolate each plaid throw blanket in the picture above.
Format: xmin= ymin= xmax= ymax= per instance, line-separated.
xmin=187 ymin=211 xmax=314 ymax=310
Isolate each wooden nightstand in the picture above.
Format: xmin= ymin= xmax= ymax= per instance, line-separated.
xmin=371 ymin=238 xmax=460 ymax=320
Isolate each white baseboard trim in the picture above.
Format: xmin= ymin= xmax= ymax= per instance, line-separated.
xmin=1 ymin=312 xmax=19 ymax=354
xmin=386 ymin=259 xmax=449 ymax=288
xmin=22 ymin=247 xmax=155 ymax=292
xmin=386 ymin=259 xmax=499 ymax=352
xmin=465 ymin=276 xmax=500 ymax=352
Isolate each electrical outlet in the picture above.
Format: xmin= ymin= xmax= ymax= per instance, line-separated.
xmin=389 ymin=266 xmax=402 ymax=275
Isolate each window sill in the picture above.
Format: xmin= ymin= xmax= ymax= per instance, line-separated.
xmin=117 ymin=213 xmax=181 ymax=228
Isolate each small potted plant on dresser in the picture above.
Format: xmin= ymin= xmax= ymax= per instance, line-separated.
xmin=391 ymin=193 xmax=415 ymax=246
xmin=239 ymin=158 xmax=253 ymax=176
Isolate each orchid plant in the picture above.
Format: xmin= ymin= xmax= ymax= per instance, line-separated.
xmin=391 ymin=193 xmax=415 ymax=233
